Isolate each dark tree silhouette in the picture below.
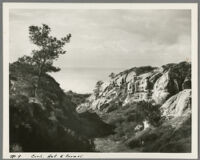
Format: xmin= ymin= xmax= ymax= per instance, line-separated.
xmin=93 ymin=81 xmax=103 ymax=98
xmin=109 ymin=72 xmax=116 ymax=79
xmin=20 ymin=24 xmax=71 ymax=96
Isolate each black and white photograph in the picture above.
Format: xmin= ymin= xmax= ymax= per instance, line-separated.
xmin=3 ymin=3 xmax=198 ymax=159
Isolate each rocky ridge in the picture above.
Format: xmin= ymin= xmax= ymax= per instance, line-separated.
xmin=77 ymin=61 xmax=192 ymax=152
xmin=77 ymin=61 xmax=191 ymax=113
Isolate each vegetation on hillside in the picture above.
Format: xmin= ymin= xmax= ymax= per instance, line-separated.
xmin=18 ymin=24 xmax=71 ymax=97
xmin=9 ymin=24 xmax=114 ymax=152
xmin=65 ymin=90 xmax=91 ymax=107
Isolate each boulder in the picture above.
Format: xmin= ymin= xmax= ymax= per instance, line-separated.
xmin=161 ymin=89 xmax=191 ymax=118
xmin=126 ymin=71 xmax=137 ymax=82
xmin=152 ymin=71 xmax=179 ymax=105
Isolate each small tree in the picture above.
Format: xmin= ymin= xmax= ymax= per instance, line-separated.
xmin=26 ymin=24 xmax=71 ymax=96
xmin=93 ymin=81 xmax=103 ymax=98
xmin=109 ymin=72 xmax=115 ymax=79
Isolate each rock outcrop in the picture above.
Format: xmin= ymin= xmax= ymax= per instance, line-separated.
xmin=77 ymin=61 xmax=192 ymax=153
xmin=77 ymin=61 xmax=191 ymax=113
xmin=152 ymin=70 xmax=179 ymax=105
xmin=161 ymin=89 xmax=191 ymax=118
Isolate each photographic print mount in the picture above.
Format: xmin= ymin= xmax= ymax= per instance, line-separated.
xmin=2 ymin=2 xmax=199 ymax=159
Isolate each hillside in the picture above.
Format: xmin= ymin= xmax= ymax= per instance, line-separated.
xmin=77 ymin=61 xmax=192 ymax=152
xmin=9 ymin=60 xmax=191 ymax=152
xmin=65 ymin=91 xmax=91 ymax=107
xmin=9 ymin=61 xmax=113 ymax=152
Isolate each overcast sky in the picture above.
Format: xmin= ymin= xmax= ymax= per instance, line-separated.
xmin=9 ymin=9 xmax=191 ymax=93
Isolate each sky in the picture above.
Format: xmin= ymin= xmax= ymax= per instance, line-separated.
xmin=9 ymin=9 xmax=191 ymax=93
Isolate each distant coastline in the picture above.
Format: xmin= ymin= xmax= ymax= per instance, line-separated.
xmin=50 ymin=67 xmax=126 ymax=94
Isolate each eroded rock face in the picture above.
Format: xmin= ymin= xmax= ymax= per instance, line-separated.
xmin=161 ymin=89 xmax=191 ymax=118
xmin=77 ymin=61 xmax=192 ymax=153
xmin=152 ymin=71 xmax=179 ymax=105
xmin=78 ymin=62 xmax=191 ymax=113
xmin=10 ymin=60 xmax=192 ymax=153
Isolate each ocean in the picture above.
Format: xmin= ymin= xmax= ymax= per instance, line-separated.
xmin=50 ymin=67 xmax=125 ymax=94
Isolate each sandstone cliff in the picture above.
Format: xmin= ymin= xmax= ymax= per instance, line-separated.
xmin=77 ymin=61 xmax=191 ymax=112
xmin=77 ymin=61 xmax=192 ymax=152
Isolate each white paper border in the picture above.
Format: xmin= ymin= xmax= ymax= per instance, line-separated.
xmin=3 ymin=3 xmax=198 ymax=159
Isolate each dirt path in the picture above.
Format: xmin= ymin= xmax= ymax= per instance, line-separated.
xmin=94 ymin=137 xmax=141 ymax=152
